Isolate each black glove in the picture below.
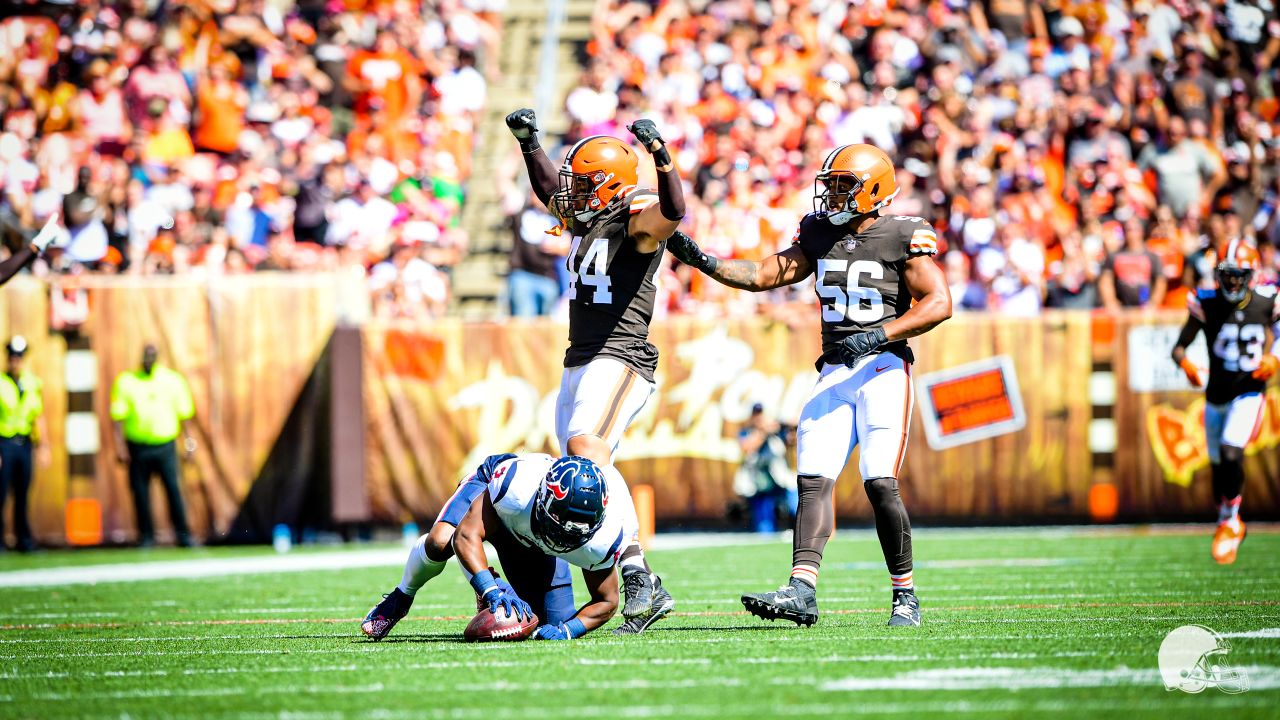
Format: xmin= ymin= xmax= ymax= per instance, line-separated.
xmin=627 ymin=119 xmax=664 ymax=152
xmin=836 ymin=328 xmax=888 ymax=368
xmin=506 ymin=108 xmax=539 ymax=148
xmin=667 ymin=231 xmax=716 ymax=273
xmin=628 ymin=119 xmax=672 ymax=169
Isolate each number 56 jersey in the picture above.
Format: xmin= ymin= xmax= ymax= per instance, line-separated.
xmin=1189 ymin=286 xmax=1280 ymax=404
xmin=793 ymin=212 xmax=939 ymax=367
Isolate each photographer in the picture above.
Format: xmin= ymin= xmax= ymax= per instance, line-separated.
xmin=734 ymin=404 xmax=797 ymax=534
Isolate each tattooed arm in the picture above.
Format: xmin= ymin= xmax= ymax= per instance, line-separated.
xmin=667 ymin=231 xmax=812 ymax=291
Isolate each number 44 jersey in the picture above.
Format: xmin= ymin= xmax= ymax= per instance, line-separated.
xmin=1189 ymin=286 xmax=1280 ymax=404
xmin=564 ymin=190 xmax=665 ymax=382
xmin=793 ymin=212 xmax=939 ymax=367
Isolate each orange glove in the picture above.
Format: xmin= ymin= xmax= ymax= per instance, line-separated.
xmin=1252 ymin=354 xmax=1279 ymax=381
xmin=1180 ymin=358 xmax=1204 ymax=387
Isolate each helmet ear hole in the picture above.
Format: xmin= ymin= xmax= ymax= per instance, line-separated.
xmin=871 ymin=183 xmax=880 ymax=198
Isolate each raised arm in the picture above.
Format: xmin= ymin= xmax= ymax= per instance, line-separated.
xmin=667 ymin=231 xmax=813 ymax=291
xmin=626 ymin=119 xmax=685 ymax=253
xmin=506 ymin=109 xmax=559 ymax=208
xmin=0 ymin=213 xmax=58 ymax=287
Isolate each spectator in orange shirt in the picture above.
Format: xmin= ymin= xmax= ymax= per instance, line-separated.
xmin=194 ymin=61 xmax=247 ymax=156
xmin=346 ymin=30 xmax=423 ymax=123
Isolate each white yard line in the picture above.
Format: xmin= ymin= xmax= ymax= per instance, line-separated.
xmin=1220 ymin=627 xmax=1280 ymax=639
xmin=0 ymin=524 xmax=1274 ymax=588
xmin=0 ymin=549 xmax=408 ymax=588
xmin=821 ymin=665 xmax=1280 ymax=691
xmin=0 ymin=534 xmax=778 ymax=589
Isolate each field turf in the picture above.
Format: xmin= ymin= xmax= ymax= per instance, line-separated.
xmin=1 ymin=527 xmax=1278 ymax=719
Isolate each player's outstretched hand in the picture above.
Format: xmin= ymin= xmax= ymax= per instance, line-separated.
xmin=31 ymin=212 xmax=59 ymax=253
xmin=505 ymin=108 xmax=538 ymax=140
xmin=534 ymin=623 xmax=574 ymax=641
xmin=667 ymin=231 xmax=714 ymax=273
xmin=627 ymin=118 xmax=664 ymax=153
xmin=1179 ymin=358 xmax=1204 ymax=387
xmin=837 ymin=328 xmax=888 ymax=368
xmin=1252 ymin=355 xmax=1279 ymax=381
xmin=483 ymin=586 xmax=533 ymax=622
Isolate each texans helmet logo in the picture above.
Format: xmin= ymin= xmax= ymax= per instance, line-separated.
xmin=493 ymin=465 xmax=508 ymax=482
xmin=545 ymin=467 xmax=571 ymax=500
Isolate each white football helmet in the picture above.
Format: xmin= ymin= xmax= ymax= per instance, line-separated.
xmin=1158 ymin=625 xmax=1249 ymax=694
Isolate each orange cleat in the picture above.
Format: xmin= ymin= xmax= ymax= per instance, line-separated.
xmin=1211 ymin=519 xmax=1247 ymax=565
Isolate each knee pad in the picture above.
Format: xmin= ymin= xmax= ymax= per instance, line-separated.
xmin=798 ymin=474 xmax=835 ymax=497
xmin=1220 ymin=444 xmax=1245 ymax=466
xmin=424 ymin=526 xmax=455 ymax=562
xmin=864 ymin=476 xmax=899 ymax=505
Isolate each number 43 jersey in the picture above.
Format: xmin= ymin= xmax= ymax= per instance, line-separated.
xmin=1189 ymin=286 xmax=1280 ymax=404
xmin=793 ymin=212 xmax=939 ymax=366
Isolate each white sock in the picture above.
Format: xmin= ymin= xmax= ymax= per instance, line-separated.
xmin=891 ymin=572 xmax=914 ymax=592
xmin=397 ymin=534 xmax=447 ymax=596
xmin=619 ymin=545 xmax=647 ymax=574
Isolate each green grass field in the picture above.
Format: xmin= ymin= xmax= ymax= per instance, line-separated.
xmin=1 ymin=527 xmax=1278 ymax=719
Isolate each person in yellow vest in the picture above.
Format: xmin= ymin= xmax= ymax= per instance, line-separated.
xmin=110 ymin=344 xmax=196 ymax=547
xmin=0 ymin=337 xmax=46 ymax=552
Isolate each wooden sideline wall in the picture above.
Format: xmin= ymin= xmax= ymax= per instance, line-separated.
xmin=3 ymin=276 xmax=1273 ymax=545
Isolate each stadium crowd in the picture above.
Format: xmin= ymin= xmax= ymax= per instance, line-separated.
xmin=2 ymin=1 xmax=1280 ymax=320
xmin=0 ymin=0 xmax=501 ymax=319
xmin=504 ymin=0 xmax=1280 ymax=319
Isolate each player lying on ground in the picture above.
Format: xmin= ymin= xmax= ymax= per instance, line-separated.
xmin=362 ymin=454 xmax=669 ymax=640
xmin=667 ymin=144 xmax=952 ymax=627
xmin=1171 ymin=239 xmax=1277 ymax=565
xmin=506 ymin=108 xmax=683 ymax=631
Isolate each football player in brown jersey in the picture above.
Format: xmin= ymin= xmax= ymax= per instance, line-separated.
xmin=669 ymin=144 xmax=952 ymax=627
xmin=505 ymin=108 xmax=684 ymax=633
xmin=1171 ymin=240 xmax=1279 ymax=565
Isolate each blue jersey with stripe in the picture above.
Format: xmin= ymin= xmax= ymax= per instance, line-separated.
xmin=486 ymin=453 xmax=633 ymax=571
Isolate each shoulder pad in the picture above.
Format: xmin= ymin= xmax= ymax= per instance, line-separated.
xmin=902 ymin=217 xmax=938 ymax=256
xmin=627 ymin=190 xmax=659 ymax=215
xmin=477 ymin=453 xmax=519 ymax=482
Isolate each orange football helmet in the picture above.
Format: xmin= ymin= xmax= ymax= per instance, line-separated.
xmin=815 ymin=144 xmax=900 ymax=225
xmin=1216 ymin=239 xmax=1260 ymax=303
xmin=555 ymin=135 xmax=639 ymax=224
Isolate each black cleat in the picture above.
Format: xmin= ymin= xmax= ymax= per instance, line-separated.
xmin=361 ymin=588 xmax=414 ymax=640
xmin=613 ymin=577 xmax=674 ymax=636
xmin=888 ymin=589 xmax=921 ymax=627
xmin=741 ymin=580 xmax=818 ymax=627
xmin=621 ymin=568 xmax=656 ymax=619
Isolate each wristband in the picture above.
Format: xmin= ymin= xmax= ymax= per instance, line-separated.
xmin=469 ymin=569 xmax=498 ymax=597
xmin=564 ymin=617 xmax=587 ymax=639
xmin=518 ymin=136 xmax=542 ymax=154
xmin=652 ymin=145 xmax=673 ymax=171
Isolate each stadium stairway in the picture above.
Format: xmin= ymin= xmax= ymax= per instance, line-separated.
xmin=453 ymin=0 xmax=595 ymax=317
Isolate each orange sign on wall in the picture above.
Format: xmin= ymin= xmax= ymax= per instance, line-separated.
xmin=917 ymin=356 xmax=1026 ymax=449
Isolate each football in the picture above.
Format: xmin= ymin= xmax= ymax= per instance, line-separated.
xmin=462 ymin=606 xmax=539 ymax=642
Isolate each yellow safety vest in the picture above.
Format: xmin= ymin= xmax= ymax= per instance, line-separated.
xmin=109 ymin=365 xmax=195 ymax=445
